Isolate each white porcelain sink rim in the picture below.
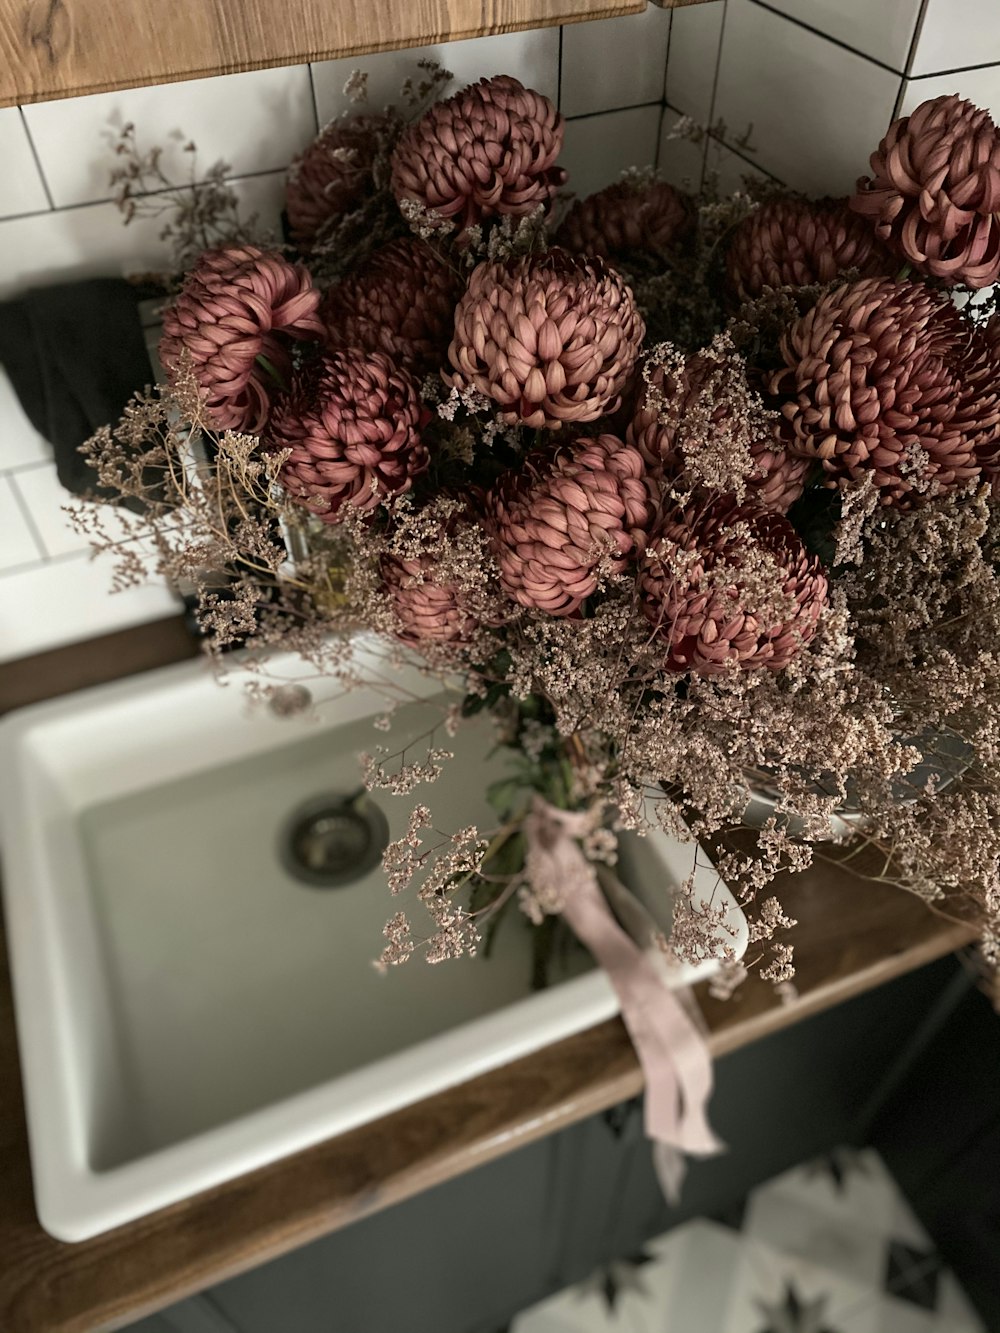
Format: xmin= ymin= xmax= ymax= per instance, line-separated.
xmin=0 ymin=644 xmax=747 ymax=1241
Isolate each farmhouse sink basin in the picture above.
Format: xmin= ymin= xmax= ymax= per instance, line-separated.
xmin=0 ymin=643 xmax=747 ymax=1241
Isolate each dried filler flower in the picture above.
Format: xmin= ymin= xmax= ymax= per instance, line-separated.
xmin=639 ymin=497 xmax=828 ymax=674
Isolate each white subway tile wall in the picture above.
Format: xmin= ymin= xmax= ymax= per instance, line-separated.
xmin=714 ymin=0 xmax=902 ymax=196
xmin=2 ymin=1 xmax=1000 ymax=662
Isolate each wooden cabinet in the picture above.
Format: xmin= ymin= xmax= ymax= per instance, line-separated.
xmin=0 ymin=1 xmax=656 ymax=108
xmin=123 ymin=956 xmax=960 ymax=1333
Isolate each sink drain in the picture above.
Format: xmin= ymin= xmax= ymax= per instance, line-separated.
xmin=279 ymin=791 xmax=390 ymax=888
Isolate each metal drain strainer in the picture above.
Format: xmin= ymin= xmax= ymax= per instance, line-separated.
xmin=279 ymin=790 xmax=390 ymax=888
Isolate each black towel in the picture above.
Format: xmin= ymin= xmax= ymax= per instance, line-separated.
xmin=0 ymin=277 xmax=156 ymax=497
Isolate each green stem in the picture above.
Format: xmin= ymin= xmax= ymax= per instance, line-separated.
xmin=896 ymin=262 xmax=913 ymax=281
xmin=255 ymin=353 xmax=288 ymax=392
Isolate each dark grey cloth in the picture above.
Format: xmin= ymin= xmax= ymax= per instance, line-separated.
xmin=0 ymin=278 xmax=155 ymax=496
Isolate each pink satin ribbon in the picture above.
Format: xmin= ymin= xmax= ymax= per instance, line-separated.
xmin=523 ymin=797 xmax=723 ymax=1199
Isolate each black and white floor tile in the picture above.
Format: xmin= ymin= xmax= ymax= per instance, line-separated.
xmin=511 ymin=1150 xmax=985 ymax=1333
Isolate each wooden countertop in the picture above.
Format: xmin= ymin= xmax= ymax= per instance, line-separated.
xmin=0 ymin=619 xmax=977 ymax=1333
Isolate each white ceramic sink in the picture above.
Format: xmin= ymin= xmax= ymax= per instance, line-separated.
xmin=0 ymin=644 xmax=747 ymax=1241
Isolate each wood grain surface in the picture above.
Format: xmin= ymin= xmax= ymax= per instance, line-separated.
xmin=0 ymin=620 xmax=977 ymax=1331
xmin=0 ymin=0 xmax=650 ymax=108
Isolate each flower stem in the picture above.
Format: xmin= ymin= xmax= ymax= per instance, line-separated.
xmin=255 ymin=353 xmax=288 ymax=392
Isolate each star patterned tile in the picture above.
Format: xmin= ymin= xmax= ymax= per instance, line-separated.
xmin=511 ymin=1149 xmax=987 ymax=1333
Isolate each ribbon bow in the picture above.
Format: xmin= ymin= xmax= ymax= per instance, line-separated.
xmin=523 ymin=796 xmax=723 ymax=1198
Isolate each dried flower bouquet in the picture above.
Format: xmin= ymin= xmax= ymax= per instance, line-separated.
xmin=82 ymin=67 xmax=1000 ymax=1007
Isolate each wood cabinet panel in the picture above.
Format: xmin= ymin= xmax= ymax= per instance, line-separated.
xmin=0 ymin=1 xmax=650 ymax=108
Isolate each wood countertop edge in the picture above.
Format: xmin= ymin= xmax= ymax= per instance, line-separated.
xmin=0 ymin=618 xmax=979 ymax=1332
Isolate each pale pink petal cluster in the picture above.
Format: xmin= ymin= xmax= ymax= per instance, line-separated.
xmin=726 ymin=196 xmax=894 ymax=299
xmin=851 ymin=94 xmax=1000 ymax=289
xmin=322 ymin=237 xmax=458 ymax=376
xmin=486 ymin=434 xmax=655 ymax=616
xmin=391 ymin=75 xmax=566 ymax=230
xmin=639 ymin=497 xmax=828 ymax=675
xmin=447 ymin=250 xmax=644 ymax=428
xmin=269 ymin=349 xmax=427 ymax=522
xmin=159 ymin=245 xmax=324 ymax=433
xmin=770 ymin=277 xmax=1000 ymax=504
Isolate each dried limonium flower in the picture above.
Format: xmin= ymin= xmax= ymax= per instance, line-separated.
xmin=378 ymin=503 xmax=502 ymax=648
xmin=447 ymin=249 xmax=645 ymax=428
xmin=851 ymin=94 xmax=1000 ymax=289
xmin=390 ymin=75 xmax=566 ymax=232
xmin=629 ymin=337 xmax=808 ymax=512
xmin=268 ymin=348 xmax=428 ymax=521
xmin=555 ymin=175 xmax=692 ymax=263
xmin=486 ymin=433 xmax=655 ymax=616
xmin=321 ymin=236 xmax=459 ymax=376
xmin=769 ymin=277 xmax=1000 ymax=504
xmin=285 ymin=112 xmax=388 ymax=248
xmin=159 ymin=245 xmax=324 ymax=433
xmin=639 ymin=497 xmax=828 ymax=674
xmin=725 ymin=196 xmax=894 ymax=299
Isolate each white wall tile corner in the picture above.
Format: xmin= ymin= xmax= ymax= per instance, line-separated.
xmin=753 ymin=0 xmax=922 ymax=73
xmin=899 ymin=65 xmax=1000 ymax=122
xmin=10 ymin=463 xmax=90 ymax=559
xmin=21 ymin=66 xmax=315 ymax=209
xmin=0 ymin=554 xmax=181 ymax=665
xmin=909 ymin=0 xmax=1000 ymax=77
xmin=0 ymin=169 xmax=286 ymax=303
xmin=706 ymin=137 xmax=778 ymax=195
xmin=714 ymin=0 xmax=902 ymax=196
xmin=559 ymin=7 xmax=672 ymax=117
xmin=560 ymin=103 xmax=662 ymax=200
xmin=310 ymin=28 xmax=560 ymax=127
xmin=0 ymin=108 xmax=50 ymax=218
xmin=665 ymin=0 xmax=725 ymax=126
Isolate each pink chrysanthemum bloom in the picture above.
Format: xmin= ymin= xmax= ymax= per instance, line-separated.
xmin=726 ymin=196 xmax=894 ymax=299
xmin=639 ymin=497 xmax=828 ymax=676
xmin=973 ymin=314 xmax=1000 ymax=497
xmin=390 ymin=75 xmax=566 ymax=230
xmin=769 ymin=278 xmax=1000 ymax=504
xmin=382 ymin=551 xmax=479 ymax=646
xmin=447 ymin=249 xmax=645 ymax=428
xmin=486 ymin=434 xmax=655 ymax=617
xmin=628 ymin=355 xmax=809 ymax=514
xmin=285 ymin=114 xmax=386 ymax=248
xmin=159 ymin=245 xmax=324 ymax=434
xmin=321 ymin=237 xmax=458 ymax=376
xmin=269 ymin=349 xmax=427 ymax=522
xmin=555 ymin=178 xmax=691 ymax=261
xmin=850 ymin=94 xmax=1000 ymax=289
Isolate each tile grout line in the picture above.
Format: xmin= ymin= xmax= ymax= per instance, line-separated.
xmin=565 ymin=98 xmax=665 ymax=124
xmin=903 ymin=0 xmax=931 ymax=81
xmin=557 ymin=25 xmax=564 ymax=113
xmin=17 ymin=106 xmax=55 ymax=211
xmin=702 ymin=0 xmax=730 ymax=193
xmin=5 ymin=471 xmax=52 ymax=562
xmin=0 ymin=165 xmax=290 ymax=224
xmin=306 ymin=63 xmax=321 ymax=135
xmin=747 ymin=0 xmax=911 ymax=77
xmin=0 ymin=546 xmax=96 ymax=581
xmin=655 ymin=7 xmax=673 ymax=167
